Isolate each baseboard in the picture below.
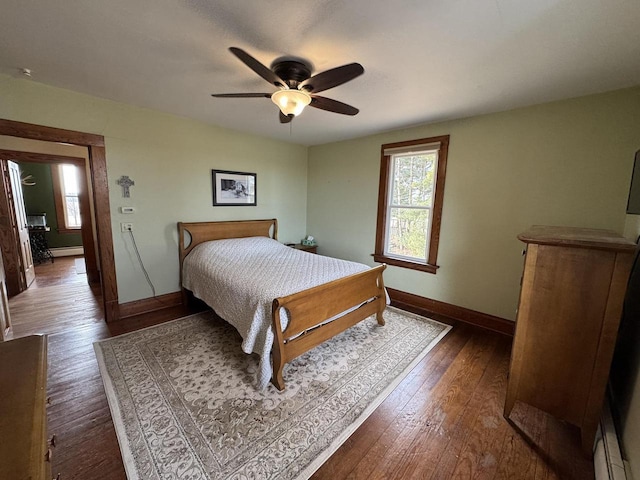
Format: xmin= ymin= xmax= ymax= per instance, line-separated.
xmin=50 ymin=246 xmax=84 ymax=257
xmin=118 ymin=291 xmax=183 ymax=319
xmin=117 ymin=288 xmax=513 ymax=334
xmin=386 ymin=288 xmax=514 ymax=336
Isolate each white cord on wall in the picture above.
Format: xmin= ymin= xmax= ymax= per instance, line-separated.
xmin=127 ymin=229 xmax=156 ymax=297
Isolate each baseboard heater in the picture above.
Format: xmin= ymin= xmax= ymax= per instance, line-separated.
xmin=50 ymin=246 xmax=84 ymax=257
xmin=594 ymin=398 xmax=627 ymax=480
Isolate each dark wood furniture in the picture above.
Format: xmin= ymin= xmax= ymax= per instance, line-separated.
xmin=0 ymin=335 xmax=52 ymax=479
xmin=178 ymin=219 xmax=387 ymax=390
xmin=504 ymin=225 xmax=636 ymax=453
xmin=292 ymin=243 xmax=317 ymax=254
xmin=29 ymin=227 xmax=55 ymax=264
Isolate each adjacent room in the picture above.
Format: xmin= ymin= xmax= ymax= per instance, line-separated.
xmin=0 ymin=1 xmax=639 ymax=479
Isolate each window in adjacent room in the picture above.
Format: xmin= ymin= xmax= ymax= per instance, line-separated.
xmin=373 ymin=135 xmax=449 ymax=273
xmin=52 ymin=163 xmax=82 ymax=232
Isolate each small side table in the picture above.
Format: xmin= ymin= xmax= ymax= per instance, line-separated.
xmin=28 ymin=227 xmax=54 ymax=264
xmin=290 ymin=243 xmax=317 ymax=254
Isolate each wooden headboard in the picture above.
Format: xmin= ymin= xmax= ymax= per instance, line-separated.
xmin=178 ymin=219 xmax=278 ymax=286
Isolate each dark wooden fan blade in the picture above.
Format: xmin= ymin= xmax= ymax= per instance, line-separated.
xmin=229 ymin=47 xmax=285 ymax=88
xmin=279 ymin=111 xmax=293 ymax=123
xmin=211 ymin=93 xmax=272 ymax=98
xmin=309 ymin=96 xmax=359 ymax=115
xmin=299 ymin=63 xmax=364 ymax=93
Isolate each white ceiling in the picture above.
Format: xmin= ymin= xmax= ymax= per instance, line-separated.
xmin=1 ymin=0 xmax=639 ymax=146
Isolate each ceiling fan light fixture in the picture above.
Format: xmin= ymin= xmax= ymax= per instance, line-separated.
xmin=271 ymin=89 xmax=311 ymax=117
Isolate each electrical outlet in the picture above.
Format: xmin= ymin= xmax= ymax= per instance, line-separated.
xmin=121 ymin=222 xmax=133 ymax=232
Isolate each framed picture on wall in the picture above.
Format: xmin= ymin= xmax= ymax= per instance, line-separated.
xmin=212 ymin=170 xmax=257 ymax=206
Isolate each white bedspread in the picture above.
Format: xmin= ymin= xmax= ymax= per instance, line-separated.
xmin=182 ymin=236 xmax=372 ymax=389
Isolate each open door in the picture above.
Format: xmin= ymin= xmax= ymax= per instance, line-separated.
xmin=7 ymin=161 xmax=35 ymax=289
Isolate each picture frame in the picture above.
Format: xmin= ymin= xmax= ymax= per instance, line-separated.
xmin=212 ymin=169 xmax=257 ymax=206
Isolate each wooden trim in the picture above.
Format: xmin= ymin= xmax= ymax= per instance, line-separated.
xmin=0 ymin=150 xmax=85 ymax=166
xmin=118 ymin=291 xmax=183 ymax=319
xmin=372 ymin=254 xmax=439 ymax=273
xmin=0 ymin=119 xmax=117 ymax=321
xmin=89 ymin=145 xmax=117 ymax=318
xmin=430 ymin=136 xmax=449 ymax=264
xmin=0 ymin=119 xmax=105 ymax=147
xmin=386 ymin=287 xmax=514 ymax=336
xmin=373 ymin=135 xmax=450 ymax=274
xmin=50 ymin=164 xmax=68 ymax=229
xmin=374 ymin=152 xmax=390 ymax=256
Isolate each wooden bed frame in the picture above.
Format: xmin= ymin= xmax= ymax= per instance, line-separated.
xmin=177 ymin=219 xmax=387 ymax=390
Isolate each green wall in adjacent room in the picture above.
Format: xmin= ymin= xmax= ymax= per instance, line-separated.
xmin=18 ymin=162 xmax=83 ymax=249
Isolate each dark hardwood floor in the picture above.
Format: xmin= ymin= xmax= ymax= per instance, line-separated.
xmin=6 ymin=257 xmax=595 ymax=479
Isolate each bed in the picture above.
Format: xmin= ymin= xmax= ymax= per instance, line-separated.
xmin=178 ymin=219 xmax=387 ymax=390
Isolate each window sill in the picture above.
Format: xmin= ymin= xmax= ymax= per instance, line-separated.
xmin=372 ymin=254 xmax=439 ymax=274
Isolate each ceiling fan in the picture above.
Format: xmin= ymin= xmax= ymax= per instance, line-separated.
xmin=212 ymin=47 xmax=364 ymax=124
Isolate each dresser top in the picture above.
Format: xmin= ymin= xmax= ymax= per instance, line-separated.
xmin=518 ymin=225 xmax=637 ymax=252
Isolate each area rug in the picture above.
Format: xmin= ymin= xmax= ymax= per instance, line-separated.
xmin=94 ymin=306 xmax=451 ymax=480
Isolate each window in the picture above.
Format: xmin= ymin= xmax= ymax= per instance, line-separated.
xmin=373 ymin=135 xmax=449 ymax=273
xmin=52 ymin=163 xmax=82 ymax=232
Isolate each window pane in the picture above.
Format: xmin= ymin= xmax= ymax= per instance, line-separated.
xmin=391 ymin=153 xmax=436 ymax=207
xmin=65 ymin=195 xmax=81 ymax=227
xmin=62 ymin=164 xmax=79 ymax=196
xmin=387 ymin=207 xmax=429 ymax=260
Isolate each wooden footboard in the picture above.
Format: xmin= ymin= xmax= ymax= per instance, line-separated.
xmin=271 ymin=264 xmax=387 ymax=390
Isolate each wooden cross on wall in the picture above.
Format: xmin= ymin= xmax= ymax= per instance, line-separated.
xmin=117 ymin=175 xmax=135 ymax=198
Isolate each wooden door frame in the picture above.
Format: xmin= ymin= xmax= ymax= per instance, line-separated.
xmin=0 ymin=150 xmax=100 ymax=286
xmin=0 ymin=119 xmax=119 ymax=322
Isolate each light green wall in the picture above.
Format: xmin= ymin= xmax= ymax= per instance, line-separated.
xmin=0 ymin=75 xmax=308 ymax=303
xmin=308 ymin=87 xmax=640 ymax=321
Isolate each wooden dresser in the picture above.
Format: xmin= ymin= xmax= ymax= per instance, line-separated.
xmin=504 ymin=226 xmax=636 ymax=453
xmin=0 ymin=335 xmax=52 ymax=479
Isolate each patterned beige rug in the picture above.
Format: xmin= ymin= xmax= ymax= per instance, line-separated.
xmin=94 ymin=306 xmax=451 ymax=480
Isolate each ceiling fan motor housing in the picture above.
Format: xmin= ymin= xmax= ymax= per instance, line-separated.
xmin=272 ymin=61 xmax=312 ymax=88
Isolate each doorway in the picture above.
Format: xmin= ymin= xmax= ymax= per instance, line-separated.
xmin=0 ymin=150 xmax=100 ymax=295
xmin=0 ymin=119 xmax=118 ymax=326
